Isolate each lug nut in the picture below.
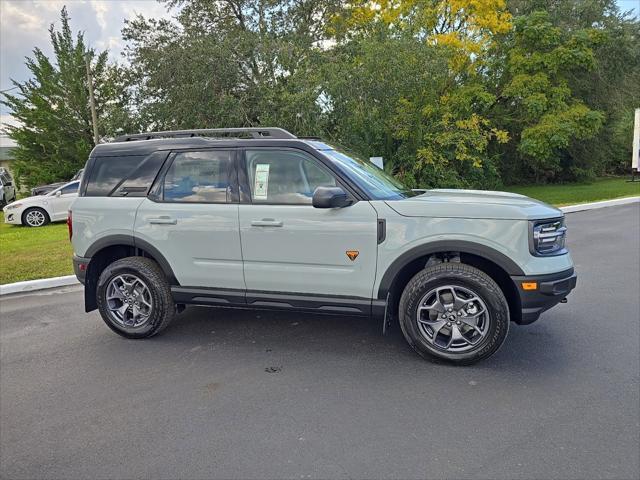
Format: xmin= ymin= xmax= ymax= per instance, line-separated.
xmin=447 ymin=322 xmax=452 ymax=326
xmin=442 ymin=314 xmax=447 ymax=318
xmin=456 ymin=321 xmax=461 ymax=325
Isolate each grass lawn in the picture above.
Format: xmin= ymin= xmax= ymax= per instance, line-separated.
xmin=0 ymin=212 xmax=73 ymax=284
xmin=506 ymin=177 xmax=640 ymax=206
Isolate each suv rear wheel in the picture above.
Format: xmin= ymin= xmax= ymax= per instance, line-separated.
xmin=398 ymin=263 xmax=509 ymax=365
xmin=96 ymin=256 xmax=175 ymax=339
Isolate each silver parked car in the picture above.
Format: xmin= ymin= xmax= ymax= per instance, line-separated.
xmin=70 ymin=128 xmax=576 ymax=365
xmin=0 ymin=169 xmax=16 ymax=207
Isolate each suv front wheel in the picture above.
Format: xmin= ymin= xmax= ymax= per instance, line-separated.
xmin=96 ymin=256 xmax=175 ymax=339
xmin=398 ymin=263 xmax=509 ymax=365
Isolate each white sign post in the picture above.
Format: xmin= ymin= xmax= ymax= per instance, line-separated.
xmin=632 ymin=108 xmax=640 ymax=179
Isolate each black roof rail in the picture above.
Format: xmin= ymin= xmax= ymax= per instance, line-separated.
xmin=113 ymin=127 xmax=296 ymax=142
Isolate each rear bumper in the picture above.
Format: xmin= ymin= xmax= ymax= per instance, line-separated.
xmin=511 ymin=268 xmax=577 ymax=325
xmin=73 ymin=255 xmax=90 ymax=285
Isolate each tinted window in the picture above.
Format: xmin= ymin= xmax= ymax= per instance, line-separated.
xmin=85 ymin=156 xmax=145 ymax=196
xmin=245 ymin=149 xmax=336 ymax=204
xmin=163 ymin=150 xmax=231 ymax=203
xmin=60 ymin=182 xmax=79 ymax=194
xmin=118 ymin=151 xmax=168 ymax=197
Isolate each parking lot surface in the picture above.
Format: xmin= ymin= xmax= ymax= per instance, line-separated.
xmin=1 ymin=203 xmax=639 ymax=480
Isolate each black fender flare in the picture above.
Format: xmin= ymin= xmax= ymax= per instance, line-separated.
xmin=376 ymin=240 xmax=525 ymax=299
xmin=84 ymin=234 xmax=179 ymax=285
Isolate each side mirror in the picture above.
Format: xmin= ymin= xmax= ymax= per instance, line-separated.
xmin=312 ymin=186 xmax=351 ymax=209
xmin=55 ymin=191 xmax=62 ymax=197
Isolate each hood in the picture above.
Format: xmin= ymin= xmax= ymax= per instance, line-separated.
xmin=385 ymin=189 xmax=562 ymax=220
xmin=3 ymin=194 xmax=49 ymax=210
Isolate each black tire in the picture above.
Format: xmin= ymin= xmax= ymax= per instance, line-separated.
xmin=96 ymin=256 xmax=175 ymax=339
xmin=21 ymin=207 xmax=50 ymax=227
xmin=398 ymin=262 xmax=509 ymax=365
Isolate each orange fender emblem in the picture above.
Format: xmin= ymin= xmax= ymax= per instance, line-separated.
xmin=346 ymin=250 xmax=359 ymax=261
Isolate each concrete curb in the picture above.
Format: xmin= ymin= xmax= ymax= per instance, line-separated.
xmin=559 ymin=196 xmax=639 ymax=213
xmin=0 ymin=275 xmax=79 ymax=296
xmin=1 ymin=196 xmax=638 ymax=296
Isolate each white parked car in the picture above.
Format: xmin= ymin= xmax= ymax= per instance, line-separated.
xmin=3 ymin=180 xmax=79 ymax=227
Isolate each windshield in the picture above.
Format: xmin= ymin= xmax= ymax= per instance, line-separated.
xmin=320 ymin=147 xmax=418 ymax=200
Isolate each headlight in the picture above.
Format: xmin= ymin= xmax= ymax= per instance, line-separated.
xmin=530 ymin=218 xmax=567 ymax=256
xmin=5 ymin=203 xmax=21 ymax=210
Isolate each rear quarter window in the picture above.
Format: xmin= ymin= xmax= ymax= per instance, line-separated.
xmin=84 ymin=155 xmax=146 ymax=196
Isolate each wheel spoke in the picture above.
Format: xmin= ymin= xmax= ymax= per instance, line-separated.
xmin=416 ymin=284 xmax=491 ymax=353
xmin=106 ymin=288 xmax=126 ymax=302
xmin=105 ymin=274 xmax=153 ymax=329
xmin=447 ymin=324 xmax=466 ymax=348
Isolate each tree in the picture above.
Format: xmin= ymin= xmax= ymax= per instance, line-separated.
xmin=324 ymin=0 xmax=511 ymax=188
xmin=498 ymin=0 xmax=640 ymax=181
xmin=1 ymin=7 xmax=124 ymax=188
xmin=492 ymin=10 xmax=605 ymax=182
xmin=122 ymin=0 xmax=342 ymax=135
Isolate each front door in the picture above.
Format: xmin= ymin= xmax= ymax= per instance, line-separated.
xmin=238 ymin=148 xmax=379 ymax=304
xmin=50 ymin=181 xmax=79 ymax=221
xmin=134 ymin=149 xmax=244 ymax=291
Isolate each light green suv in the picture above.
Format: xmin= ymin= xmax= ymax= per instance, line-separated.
xmin=70 ymin=128 xmax=576 ymax=364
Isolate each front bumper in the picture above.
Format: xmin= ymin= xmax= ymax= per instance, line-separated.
xmin=511 ymin=268 xmax=577 ymax=324
xmin=3 ymin=210 xmax=20 ymax=224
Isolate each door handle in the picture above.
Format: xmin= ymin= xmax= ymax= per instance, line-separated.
xmin=251 ymin=219 xmax=283 ymax=227
xmin=149 ymin=216 xmax=177 ymax=225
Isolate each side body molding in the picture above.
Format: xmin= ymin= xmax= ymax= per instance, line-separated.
xmin=376 ymin=240 xmax=525 ymax=300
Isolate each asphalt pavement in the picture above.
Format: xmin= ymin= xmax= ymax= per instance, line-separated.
xmin=1 ymin=203 xmax=639 ymax=480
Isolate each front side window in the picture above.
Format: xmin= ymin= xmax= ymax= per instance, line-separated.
xmin=245 ymin=149 xmax=336 ymax=204
xmin=163 ymin=150 xmax=232 ymax=203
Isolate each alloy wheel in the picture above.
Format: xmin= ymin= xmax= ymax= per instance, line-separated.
xmin=25 ymin=210 xmax=46 ymax=227
xmin=105 ymin=274 xmax=153 ymax=328
xmin=416 ymin=285 xmax=491 ymax=353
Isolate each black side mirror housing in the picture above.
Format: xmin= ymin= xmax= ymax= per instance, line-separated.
xmin=312 ymin=186 xmax=351 ymax=208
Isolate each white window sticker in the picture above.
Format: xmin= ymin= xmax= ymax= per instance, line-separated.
xmin=253 ymin=164 xmax=270 ymax=200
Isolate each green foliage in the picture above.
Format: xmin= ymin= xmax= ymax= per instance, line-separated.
xmin=495 ymin=10 xmax=606 ymax=181
xmin=5 ymin=0 xmax=639 ymax=189
xmin=122 ymin=0 xmax=341 ymax=135
xmin=1 ymin=7 xmax=127 ymax=188
xmin=499 ymin=0 xmax=640 ymax=182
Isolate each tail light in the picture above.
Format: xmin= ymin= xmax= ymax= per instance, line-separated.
xmin=67 ymin=210 xmax=73 ymax=240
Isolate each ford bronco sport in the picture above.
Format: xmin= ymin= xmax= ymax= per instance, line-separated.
xmin=70 ymin=127 xmax=576 ymax=364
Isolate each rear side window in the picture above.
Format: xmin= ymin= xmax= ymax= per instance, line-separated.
xmin=163 ymin=150 xmax=232 ymax=203
xmin=84 ymin=155 xmax=145 ymax=196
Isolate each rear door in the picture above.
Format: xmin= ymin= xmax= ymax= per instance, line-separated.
xmin=134 ymin=149 xmax=245 ymax=291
